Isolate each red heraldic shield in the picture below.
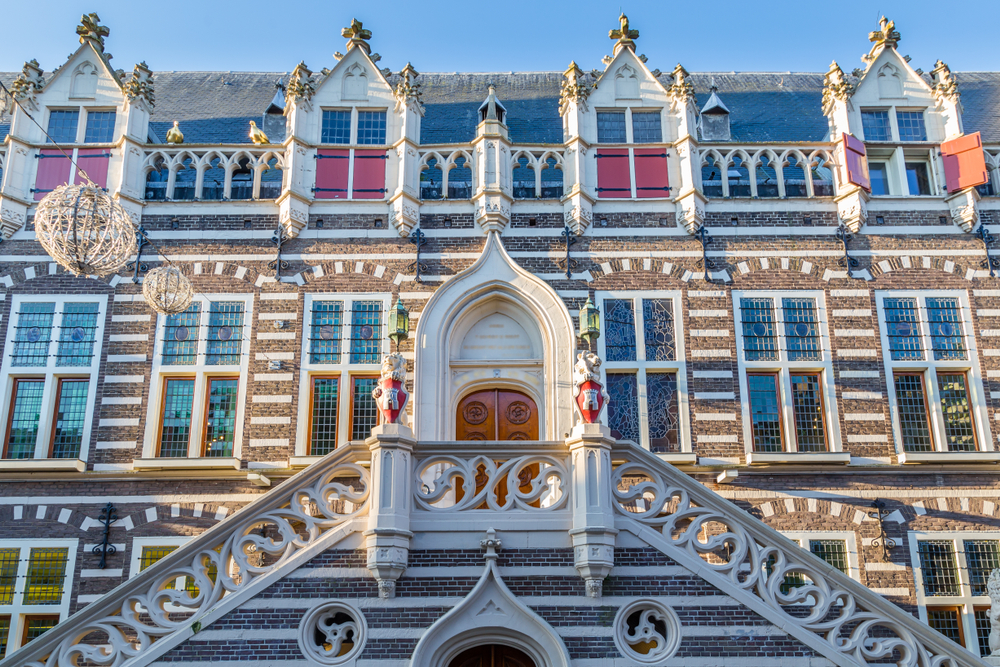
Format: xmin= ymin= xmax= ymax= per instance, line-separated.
xmin=575 ymin=379 xmax=605 ymax=424
xmin=373 ymin=377 xmax=408 ymax=424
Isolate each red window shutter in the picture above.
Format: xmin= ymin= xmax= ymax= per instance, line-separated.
xmin=74 ymin=148 xmax=112 ymax=189
xmin=352 ymin=149 xmax=387 ymax=199
xmin=313 ymin=149 xmax=350 ymax=199
xmin=633 ymin=148 xmax=670 ymax=198
xmin=842 ymin=133 xmax=870 ymax=191
xmin=941 ymin=131 xmax=988 ymax=193
xmin=33 ymin=149 xmax=72 ymax=200
xmin=595 ymin=149 xmax=631 ymax=198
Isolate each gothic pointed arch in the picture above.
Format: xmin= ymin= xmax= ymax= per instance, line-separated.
xmin=409 ymin=554 xmax=571 ymax=667
xmin=413 ymin=231 xmax=575 ymax=440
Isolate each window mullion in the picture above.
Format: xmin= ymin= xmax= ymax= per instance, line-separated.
xmin=636 ymin=368 xmax=650 ymax=450
xmin=634 ymin=298 xmax=647 ymax=361
xmin=780 ymin=369 xmax=797 ymax=453
xmin=925 ymin=369 xmax=947 ymax=452
xmin=188 ymin=375 xmax=207 ymax=458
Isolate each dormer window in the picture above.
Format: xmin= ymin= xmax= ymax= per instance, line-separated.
xmin=597 ymin=111 xmax=626 ymax=143
xmin=631 ymin=111 xmax=662 ymax=143
xmin=356 ymin=111 xmax=386 ymax=145
xmin=897 ymin=111 xmax=928 ymax=142
xmin=319 ymin=109 xmax=386 ymax=145
xmin=321 ymin=110 xmax=352 ymax=144
xmin=861 ymin=110 xmax=892 ymax=141
xmin=45 ymin=108 xmax=116 ymax=144
xmin=46 ymin=111 xmax=79 ymax=144
xmin=84 ymin=111 xmax=116 ymax=143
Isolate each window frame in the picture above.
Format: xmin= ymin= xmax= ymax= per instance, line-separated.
xmin=593 ymin=107 xmax=669 ymax=200
xmin=876 ymin=291 xmax=991 ymax=457
xmin=733 ymin=290 xmax=841 ymax=457
xmin=0 ymin=295 xmax=107 ymax=465
xmin=0 ymin=539 xmax=77 ymax=656
xmin=129 ymin=536 xmax=190 ymax=592
xmin=595 ymin=290 xmax=690 ymax=457
xmin=44 ymin=106 xmax=118 ymax=144
xmin=295 ymin=293 xmax=391 ymax=459
xmin=319 ymin=107 xmax=388 ymax=146
xmin=909 ymin=530 xmax=1000 ymax=658
xmin=142 ymin=294 xmax=253 ymax=463
xmin=780 ymin=530 xmax=860 ymax=581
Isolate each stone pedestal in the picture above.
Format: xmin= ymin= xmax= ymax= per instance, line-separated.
xmin=566 ymin=422 xmax=619 ymax=597
xmin=364 ymin=423 xmax=415 ymax=598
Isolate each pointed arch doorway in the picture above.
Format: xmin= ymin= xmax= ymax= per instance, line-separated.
xmin=456 ymin=389 xmax=538 ymax=441
xmin=448 ymin=644 xmax=537 ymax=667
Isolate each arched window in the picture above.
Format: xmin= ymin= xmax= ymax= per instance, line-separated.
xmin=512 ymin=156 xmax=534 ymax=199
xmin=449 ymin=645 xmax=536 ymax=667
xmin=420 ymin=157 xmax=442 ymax=200
xmin=784 ymin=155 xmax=807 ymax=197
xmin=230 ymin=157 xmax=253 ymax=200
xmin=728 ymin=155 xmax=750 ymax=197
xmin=811 ymin=157 xmax=834 ymax=197
xmin=756 ymin=155 xmax=778 ymax=198
xmin=540 ymin=156 xmax=563 ymax=199
xmin=702 ymin=156 xmax=722 ymax=198
xmin=260 ymin=157 xmax=282 ymax=199
xmin=173 ymin=158 xmax=196 ymax=201
xmin=201 ymin=157 xmax=225 ymax=201
xmin=145 ymin=157 xmax=168 ymax=201
xmin=448 ymin=156 xmax=472 ymax=199
xmin=977 ymin=169 xmax=996 ymax=197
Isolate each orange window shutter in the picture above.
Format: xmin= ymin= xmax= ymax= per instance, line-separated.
xmin=941 ymin=131 xmax=988 ymax=193
xmin=842 ymin=133 xmax=870 ymax=191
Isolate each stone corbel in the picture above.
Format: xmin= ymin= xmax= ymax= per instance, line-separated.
xmin=474 ymin=193 xmax=511 ymax=234
xmin=834 ymin=186 xmax=869 ymax=234
xmin=562 ymin=188 xmax=594 ymax=236
xmin=674 ymin=188 xmax=706 ymax=235
xmin=945 ymin=188 xmax=980 ymax=233
xmin=389 ymin=192 xmax=419 ymax=237
xmin=0 ymin=198 xmax=28 ymax=239
xmin=276 ymin=191 xmax=310 ymax=238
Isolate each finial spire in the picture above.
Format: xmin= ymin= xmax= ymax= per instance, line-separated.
xmin=76 ymin=12 xmax=110 ymax=52
xmin=868 ymin=16 xmax=901 ymax=49
xmin=342 ymin=18 xmax=373 ymax=55
xmin=609 ymin=13 xmax=639 ymax=54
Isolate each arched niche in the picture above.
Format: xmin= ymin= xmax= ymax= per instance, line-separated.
xmin=877 ymin=63 xmax=903 ymax=98
xmin=343 ymin=63 xmax=369 ymax=100
xmin=615 ymin=64 xmax=639 ymax=100
xmin=70 ymin=62 xmax=98 ymax=99
xmin=414 ymin=232 xmax=575 ymax=441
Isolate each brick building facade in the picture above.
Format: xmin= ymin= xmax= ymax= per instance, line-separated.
xmin=0 ymin=11 xmax=998 ymax=667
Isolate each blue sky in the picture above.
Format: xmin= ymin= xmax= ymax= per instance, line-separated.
xmin=4 ymin=0 xmax=998 ymax=74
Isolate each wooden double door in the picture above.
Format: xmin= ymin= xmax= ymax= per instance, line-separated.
xmin=456 ymin=389 xmax=538 ymax=441
xmin=449 ymin=645 xmax=536 ymax=667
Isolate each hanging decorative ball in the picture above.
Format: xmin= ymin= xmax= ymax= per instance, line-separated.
xmin=142 ymin=265 xmax=194 ymax=315
xmin=34 ymin=183 xmax=136 ymax=276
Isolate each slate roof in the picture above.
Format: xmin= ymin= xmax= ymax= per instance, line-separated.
xmin=1 ymin=69 xmax=998 ymax=145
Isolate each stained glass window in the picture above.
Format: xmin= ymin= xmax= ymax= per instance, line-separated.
xmin=351 ymin=377 xmax=379 ymax=441
xmin=782 ymin=298 xmax=820 ymax=361
xmin=310 ymin=377 xmax=340 ymax=455
xmin=642 ymin=299 xmax=674 ymax=361
xmin=790 ymin=374 xmax=826 ymax=452
xmin=938 ymin=373 xmax=975 ymax=451
xmin=12 ymin=303 xmax=55 ymax=367
xmin=162 ymin=304 xmax=200 ymax=365
xmin=607 ymin=373 xmax=640 ymax=443
xmin=357 ymin=111 xmax=387 ymax=145
xmin=927 ymin=298 xmax=966 ymax=361
xmin=0 ymin=550 xmax=18 ymax=605
xmin=321 ymin=110 xmax=351 ymax=144
xmin=24 ymin=548 xmax=69 ymax=605
xmin=748 ymin=373 xmax=782 ymax=452
xmin=310 ymin=301 xmax=344 ymax=364
xmin=206 ymin=302 xmax=244 ymax=366
xmin=740 ymin=298 xmax=777 ymax=361
xmin=56 ymin=302 xmax=99 ymax=366
xmin=646 ymin=373 xmax=677 ymax=452
xmin=604 ymin=299 xmax=636 ymax=362
xmin=894 ymin=373 xmax=933 ymax=452
xmin=203 ymin=379 xmax=238 ymax=457
xmin=51 ymin=380 xmax=88 ymax=459
xmin=159 ymin=378 xmax=195 ymax=457
xmin=5 ymin=380 xmax=45 ymax=459
xmin=349 ymin=301 xmax=382 ymax=364
xmin=918 ymin=541 xmax=961 ymax=596
xmin=884 ymin=297 xmax=922 ymax=360
xmin=139 ymin=545 xmax=179 ymax=589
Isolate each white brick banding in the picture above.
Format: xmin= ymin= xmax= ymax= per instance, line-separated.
xmin=695 ymin=413 xmax=736 ymax=421
xmin=250 ymin=416 xmax=291 ymax=425
xmin=254 ymin=373 xmax=294 ymax=382
xmin=249 ymin=438 xmax=289 ymax=447
xmin=688 ymin=310 xmax=729 ymax=317
xmin=837 ymin=349 xmax=878 ymax=357
xmin=689 ymin=329 xmax=729 ymax=337
xmin=692 ymin=370 xmax=733 ymax=379
xmin=843 ymin=391 xmax=883 ymax=400
xmin=695 ymin=392 xmax=736 ymax=400
xmin=252 ymin=395 xmax=293 ymax=404
xmin=104 ymin=375 xmax=145 ymax=383
xmin=833 ymin=329 xmax=874 ymax=337
xmin=831 ymin=309 xmax=872 ymax=317
xmin=107 ymin=354 xmax=147 ymax=363
xmin=846 ymin=434 xmax=888 ymax=443
xmin=99 ymin=418 xmax=140 ymax=427
xmin=691 ymin=349 xmax=731 ymax=358
xmin=696 ymin=434 xmax=739 ymax=443
xmin=111 ymin=314 xmax=151 ymax=322
xmin=256 ymin=332 xmax=296 ymax=340
xmin=844 ymin=413 xmax=885 ymax=421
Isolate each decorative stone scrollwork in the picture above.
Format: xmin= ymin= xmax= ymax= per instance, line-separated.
xmin=668 ymin=63 xmax=695 ymax=108
xmin=286 ymin=61 xmax=316 ymax=109
xmin=394 ymin=62 xmax=423 ymax=113
xmin=931 ymin=60 xmax=961 ymax=108
xmin=415 ymin=455 xmax=569 ymax=511
xmin=124 ymin=62 xmax=155 ymax=109
xmin=298 ymin=601 xmax=367 ymax=665
xmin=822 ymin=61 xmax=855 ymax=114
xmin=559 ymin=61 xmax=593 ymax=115
xmin=612 ymin=599 xmax=681 ymax=664
xmin=7 ymin=59 xmax=45 ymax=112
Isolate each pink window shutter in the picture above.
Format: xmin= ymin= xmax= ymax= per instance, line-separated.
xmin=596 ymin=149 xmax=631 ymax=199
xmin=313 ymin=149 xmax=350 ymax=199
xmin=941 ymin=132 xmax=988 ymax=193
xmin=633 ymin=148 xmax=670 ymax=198
xmin=33 ymin=149 xmax=73 ymax=201
xmin=842 ymin=133 xmax=870 ymax=191
xmin=351 ymin=149 xmax=387 ymax=199
xmin=74 ymin=148 xmax=112 ymax=189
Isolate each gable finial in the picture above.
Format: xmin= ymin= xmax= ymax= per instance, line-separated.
xmin=609 ymin=12 xmax=639 ymax=54
xmin=342 ymin=18 xmax=373 ymax=55
xmin=76 ymin=12 xmax=110 ymax=52
xmin=869 ymin=16 xmax=901 ymax=49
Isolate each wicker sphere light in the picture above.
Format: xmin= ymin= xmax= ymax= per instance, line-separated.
xmin=142 ymin=265 xmax=194 ymax=315
xmin=34 ymin=184 xmax=136 ymax=276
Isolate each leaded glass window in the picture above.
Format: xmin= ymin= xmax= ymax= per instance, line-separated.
xmin=350 ymin=301 xmax=382 ymax=364
xmin=0 ymin=615 xmax=8 ymax=658
xmin=321 ymin=110 xmax=351 ymax=144
xmin=351 ymin=376 xmax=379 ymax=440
xmin=356 ymin=111 xmax=387 ymax=145
xmin=748 ymin=373 xmax=782 ymax=452
xmin=809 ymin=539 xmax=848 ymax=573
xmin=897 ymin=111 xmax=927 ymax=142
xmin=938 ymin=373 xmax=975 ymax=451
xmin=927 ymin=607 xmax=963 ymax=644
xmin=310 ymin=301 xmax=344 ymax=364
xmin=11 ymin=303 xmax=55 ymax=367
xmin=159 ymin=378 xmax=195 ymax=457
xmin=22 ymin=616 xmax=59 ymax=643
xmin=46 ymin=110 xmax=79 ymax=144
xmin=162 ymin=304 xmax=200 ymax=365
xmin=206 ymin=302 xmax=244 ymax=366
xmin=976 ymin=609 xmax=991 ymax=656
xmin=84 ymin=110 xmax=116 ymax=143
xmin=55 ymin=302 xmax=99 ymax=366
xmin=861 ymin=110 xmax=891 ymax=141
xmin=782 ymin=298 xmax=820 ymax=361
xmin=5 ymin=380 xmax=44 ymax=459
xmin=596 ymin=111 xmax=626 ymax=143
xmin=0 ymin=551 xmax=16 ymax=605
xmin=607 ymin=373 xmax=640 ymax=443
xmin=918 ymin=541 xmax=961 ymax=596
xmin=631 ymin=111 xmax=662 ymax=143
xmin=0 ymin=542 xmax=77 ymax=653
xmin=740 ymin=298 xmax=777 ymax=361
xmin=893 ymin=373 xmax=933 ymax=452
xmin=23 ymin=548 xmax=69 ymax=605
xmin=646 ymin=373 xmax=677 ymax=452
xmin=203 ymin=378 xmax=238 ymax=457
xmin=965 ymin=541 xmax=1000 ymax=596
xmin=310 ymin=377 xmax=340 ymax=455
xmin=927 ymin=298 xmax=966 ymax=361
xmin=790 ymin=373 xmax=826 ymax=452
xmin=51 ymin=380 xmax=88 ymax=459
xmin=642 ymin=299 xmax=675 ymax=361
xmin=604 ymin=299 xmax=636 ymax=362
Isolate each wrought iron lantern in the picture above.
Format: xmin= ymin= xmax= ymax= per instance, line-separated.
xmin=34 ymin=183 xmax=136 ymax=276
xmin=579 ymin=296 xmax=601 ymax=346
xmin=387 ymin=297 xmax=409 ymax=350
xmin=142 ymin=265 xmax=194 ymax=315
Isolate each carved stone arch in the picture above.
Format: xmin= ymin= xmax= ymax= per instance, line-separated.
xmin=70 ymin=61 xmax=99 ymax=99
xmin=142 ymin=151 xmax=171 ymax=176
xmin=409 ymin=558 xmax=571 ymax=667
xmin=420 ymin=151 xmax=446 ymax=170
xmin=877 ymin=62 xmax=903 ymax=98
xmin=414 ymin=232 xmax=575 ymax=440
xmin=867 ymin=256 xmax=984 ymax=282
xmin=343 ymin=62 xmax=369 ymax=100
xmin=170 ymin=151 xmax=198 ymax=177
xmin=538 ymin=150 xmax=563 ymax=169
xmin=614 ymin=63 xmax=639 ymax=100
xmin=586 ymin=258 xmax=683 ymax=285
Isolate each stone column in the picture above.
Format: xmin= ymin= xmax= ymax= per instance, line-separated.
xmin=364 ymin=422 xmax=415 ymax=598
xmin=566 ymin=422 xmax=618 ymax=597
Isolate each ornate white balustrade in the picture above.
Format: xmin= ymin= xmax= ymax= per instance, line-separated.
xmin=416 ymin=146 xmax=564 ymax=201
xmin=4 ymin=444 xmax=370 ymax=667
xmin=698 ymin=144 xmax=838 ymax=199
xmin=142 ymin=146 xmax=286 ymax=202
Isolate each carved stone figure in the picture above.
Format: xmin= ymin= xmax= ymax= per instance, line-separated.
xmin=573 ymin=351 xmax=609 ymax=424
xmin=372 ymin=352 xmax=409 ymax=425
